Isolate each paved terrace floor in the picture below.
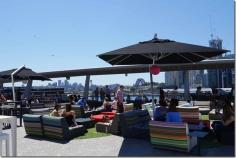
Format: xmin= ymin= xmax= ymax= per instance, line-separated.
xmin=1 ymin=120 xmax=235 ymax=157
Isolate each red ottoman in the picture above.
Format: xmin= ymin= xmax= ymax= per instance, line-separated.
xmin=101 ymin=112 xmax=116 ymax=115
xmin=91 ymin=114 xmax=114 ymax=122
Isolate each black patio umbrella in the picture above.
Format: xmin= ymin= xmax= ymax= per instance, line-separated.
xmin=98 ymin=36 xmax=229 ymax=105
xmin=0 ymin=67 xmax=51 ymax=81
xmin=0 ymin=66 xmax=51 ymax=101
xmin=98 ymin=36 xmax=228 ymax=65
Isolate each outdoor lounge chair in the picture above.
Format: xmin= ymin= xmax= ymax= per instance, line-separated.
xmin=119 ymin=109 xmax=151 ymax=139
xmin=23 ymin=114 xmax=44 ymax=136
xmin=177 ymin=106 xmax=200 ymax=124
xmin=149 ymin=121 xmax=197 ymax=152
xmin=29 ymin=108 xmax=50 ymax=115
xmin=42 ymin=115 xmax=87 ymax=140
xmin=94 ymin=113 xmax=121 ymax=134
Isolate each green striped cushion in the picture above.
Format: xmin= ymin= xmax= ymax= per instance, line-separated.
xmin=42 ymin=115 xmax=69 ymax=139
xmin=44 ymin=131 xmax=64 ymax=139
xmin=23 ymin=114 xmax=44 ymax=136
xmin=149 ymin=121 xmax=189 ymax=152
xmin=151 ymin=137 xmax=188 ymax=148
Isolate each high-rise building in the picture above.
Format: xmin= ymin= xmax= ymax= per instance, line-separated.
xmin=207 ymin=37 xmax=234 ymax=88
xmin=207 ymin=37 xmax=223 ymax=88
xmin=165 ymin=37 xmax=233 ymax=88
xmin=189 ymin=70 xmax=204 ymax=88
xmin=58 ymin=80 xmax=62 ymax=87
xmin=165 ymin=71 xmax=184 ymax=88
xmin=64 ymin=80 xmax=69 ymax=89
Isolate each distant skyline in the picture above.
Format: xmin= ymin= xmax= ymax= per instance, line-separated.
xmin=0 ymin=0 xmax=234 ymax=87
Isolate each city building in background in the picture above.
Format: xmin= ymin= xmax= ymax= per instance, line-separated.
xmin=207 ymin=37 xmax=234 ymax=88
xmin=165 ymin=36 xmax=234 ymax=88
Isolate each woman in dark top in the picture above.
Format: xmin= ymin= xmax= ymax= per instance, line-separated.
xmin=212 ymin=101 xmax=235 ymax=143
xmin=62 ymin=104 xmax=77 ymax=127
xmin=159 ymin=87 xmax=165 ymax=101
xmin=154 ymin=99 xmax=168 ymax=121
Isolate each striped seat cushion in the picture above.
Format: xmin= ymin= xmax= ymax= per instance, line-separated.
xmin=71 ymin=106 xmax=85 ymax=118
xmin=124 ymin=103 xmax=134 ymax=112
xmin=149 ymin=121 xmax=189 ymax=152
xmin=23 ymin=114 xmax=44 ymax=136
xmin=177 ymin=107 xmax=200 ymax=124
xmin=42 ymin=115 xmax=69 ymax=140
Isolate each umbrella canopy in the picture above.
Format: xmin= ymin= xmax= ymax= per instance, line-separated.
xmin=0 ymin=67 xmax=51 ymax=81
xmin=98 ymin=36 xmax=229 ymax=106
xmin=98 ymin=37 xmax=229 ymax=65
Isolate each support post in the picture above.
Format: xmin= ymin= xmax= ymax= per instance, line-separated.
xmin=83 ymin=75 xmax=90 ymax=100
xmin=11 ymin=65 xmax=25 ymax=101
xmin=0 ymin=81 xmax=3 ymax=90
xmin=150 ymin=72 xmax=154 ymax=106
xmin=23 ymin=79 xmax=33 ymax=100
xmin=184 ymin=70 xmax=190 ymax=100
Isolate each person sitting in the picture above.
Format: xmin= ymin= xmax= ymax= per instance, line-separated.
xmin=68 ymin=95 xmax=75 ymax=105
xmin=50 ymin=104 xmax=61 ymax=117
xmin=73 ymin=95 xmax=78 ymax=102
xmin=0 ymin=92 xmax=7 ymax=102
xmin=31 ymin=96 xmax=39 ymax=104
xmin=166 ymin=99 xmax=182 ymax=122
xmin=126 ymin=95 xmax=131 ymax=103
xmin=111 ymin=97 xmax=118 ymax=110
xmin=61 ymin=104 xmax=77 ymax=127
xmin=196 ymin=86 xmax=203 ymax=98
xmin=154 ymin=99 xmax=168 ymax=121
xmin=134 ymin=95 xmax=143 ymax=110
xmin=212 ymin=101 xmax=235 ymax=144
xmin=76 ymin=97 xmax=88 ymax=110
xmin=103 ymin=97 xmax=112 ymax=112
xmin=159 ymin=87 xmax=165 ymax=101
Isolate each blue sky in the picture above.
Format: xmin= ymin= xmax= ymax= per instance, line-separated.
xmin=0 ymin=0 xmax=234 ymax=86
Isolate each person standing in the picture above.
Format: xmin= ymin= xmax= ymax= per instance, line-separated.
xmin=104 ymin=85 xmax=111 ymax=101
xmin=100 ymin=88 xmax=105 ymax=102
xmin=116 ymin=85 xmax=125 ymax=113
xmin=94 ymin=87 xmax=99 ymax=101
xmin=159 ymin=87 xmax=165 ymax=101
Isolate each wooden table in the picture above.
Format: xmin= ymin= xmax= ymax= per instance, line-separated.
xmin=0 ymin=115 xmax=17 ymax=156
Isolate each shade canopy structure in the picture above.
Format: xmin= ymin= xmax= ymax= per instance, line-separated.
xmin=98 ymin=36 xmax=229 ymax=105
xmin=98 ymin=36 xmax=229 ymax=65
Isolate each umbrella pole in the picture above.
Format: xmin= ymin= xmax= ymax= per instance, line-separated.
xmin=150 ymin=58 xmax=155 ymax=107
xmin=11 ymin=65 xmax=25 ymax=101
xmin=150 ymin=72 xmax=154 ymax=106
xmin=11 ymin=75 xmax=15 ymax=101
